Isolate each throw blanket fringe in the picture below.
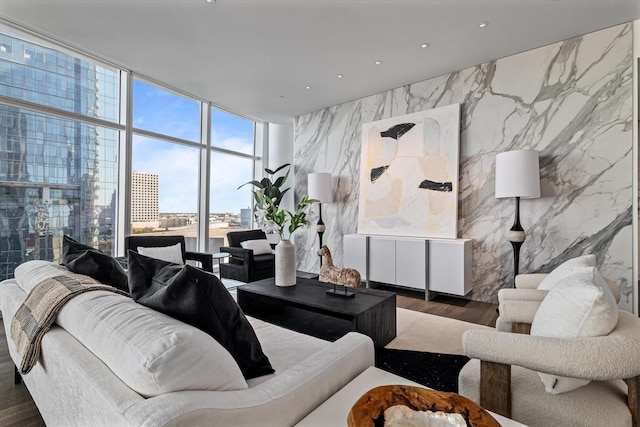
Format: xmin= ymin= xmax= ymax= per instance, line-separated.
xmin=10 ymin=274 xmax=128 ymax=374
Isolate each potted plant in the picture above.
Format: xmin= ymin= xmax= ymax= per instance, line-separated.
xmin=254 ymin=193 xmax=315 ymax=240
xmin=238 ymin=163 xmax=291 ymax=216
xmin=254 ymin=192 xmax=316 ymax=287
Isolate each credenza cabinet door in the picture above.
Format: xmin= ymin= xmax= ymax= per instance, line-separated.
xmin=428 ymin=239 xmax=472 ymax=295
xmin=343 ymin=234 xmax=368 ymax=280
xmin=395 ymin=239 xmax=427 ymax=289
xmin=368 ymin=237 xmax=396 ymax=285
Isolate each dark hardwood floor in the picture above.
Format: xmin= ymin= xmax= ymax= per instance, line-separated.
xmin=385 ymin=286 xmax=498 ymax=327
xmin=0 ymin=288 xmax=497 ymax=426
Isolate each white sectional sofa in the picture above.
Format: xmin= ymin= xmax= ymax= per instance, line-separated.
xmin=0 ymin=261 xmax=375 ymax=426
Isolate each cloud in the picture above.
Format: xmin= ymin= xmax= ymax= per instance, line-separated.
xmin=133 ymin=136 xmax=199 ymax=212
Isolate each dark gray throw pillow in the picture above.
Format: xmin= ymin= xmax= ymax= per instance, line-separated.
xmin=62 ymin=235 xmax=129 ymax=293
xmin=127 ymin=250 xmax=274 ymax=380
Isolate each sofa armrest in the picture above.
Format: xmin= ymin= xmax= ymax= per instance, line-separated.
xmin=463 ymin=311 xmax=640 ymax=381
xmin=514 ymin=273 xmax=547 ymax=289
xmin=184 ymin=251 xmax=213 ymax=273
xmin=127 ymin=332 xmax=375 ymax=427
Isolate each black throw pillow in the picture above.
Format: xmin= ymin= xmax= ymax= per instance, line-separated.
xmin=127 ymin=250 xmax=274 ymax=380
xmin=62 ymin=234 xmax=96 ymax=263
xmin=62 ymin=235 xmax=129 ymax=293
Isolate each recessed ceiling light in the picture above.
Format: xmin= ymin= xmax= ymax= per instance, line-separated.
xmin=420 ymin=43 xmax=430 ymax=49
xmin=206 ymin=0 xmax=215 ymax=3
xmin=305 ymin=86 xmax=311 ymax=90
xmin=478 ymin=22 xmax=488 ymax=28
xmin=375 ymin=60 xmax=382 ymax=65
xmin=337 ymin=74 xmax=344 ymax=78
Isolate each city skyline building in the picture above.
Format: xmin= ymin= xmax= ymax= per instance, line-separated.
xmin=131 ymin=171 xmax=159 ymax=230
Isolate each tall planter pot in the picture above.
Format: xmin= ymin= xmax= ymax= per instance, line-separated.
xmin=275 ymin=239 xmax=296 ymax=287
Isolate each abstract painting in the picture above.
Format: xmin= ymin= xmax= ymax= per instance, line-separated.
xmin=357 ymin=104 xmax=460 ymax=238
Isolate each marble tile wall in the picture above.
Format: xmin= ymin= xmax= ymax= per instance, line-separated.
xmin=293 ymin=24 xmax=634 ymax=308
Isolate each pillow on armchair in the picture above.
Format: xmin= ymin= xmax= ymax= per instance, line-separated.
xmin=537 ymin=254 xmax=596 ymax=290
xmin=136 ymin=242 xmax=184 ymax=265
xmin=240 ymin=239 xmax=273 ymax=255
xmin=530 ymin=266 xmax=618 ymax=394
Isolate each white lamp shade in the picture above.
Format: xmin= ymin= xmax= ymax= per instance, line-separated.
xmin=308 ymin=172 xmax=333 ymax=203
xmin=495 ymin=150 xmax=541 ymax=199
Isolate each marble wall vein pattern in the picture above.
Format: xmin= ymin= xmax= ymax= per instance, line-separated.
xmin=293 ymin=24 xmax=634 ymax=307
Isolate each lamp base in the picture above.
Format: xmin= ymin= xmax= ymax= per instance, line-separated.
xmin=508 ymin=196 xmax=525 ymax=285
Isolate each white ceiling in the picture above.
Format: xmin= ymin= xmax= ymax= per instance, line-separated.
xmin=1 ymin=0 xmax=639 ymax=124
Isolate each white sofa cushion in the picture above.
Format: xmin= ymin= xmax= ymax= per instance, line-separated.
xmin=14 ymin=260 xmax=74 ymax=294
xmin=56 ymin=290 xmax=248 ymax=397
xmin=136 ymin=242 xmax=184 ymax=265
xmin=537 ymin=254 xmax=596 ymax=290
xmin=530 ymin=266 xmax=618 ymax=394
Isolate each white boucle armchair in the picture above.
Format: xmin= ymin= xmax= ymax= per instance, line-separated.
xmin=458 ymin=276 xmax=640 ymax=427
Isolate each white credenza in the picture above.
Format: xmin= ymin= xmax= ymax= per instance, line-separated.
xmin=343 ymin=234 xmax=472 ymax=299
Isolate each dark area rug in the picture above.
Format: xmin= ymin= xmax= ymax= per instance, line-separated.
xmin=375 ymin=348 xmax=470 ymax=393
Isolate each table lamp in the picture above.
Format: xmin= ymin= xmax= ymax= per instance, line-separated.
xmin=495 ymin=150 xmax=540 ymax=283
xmin=308 ymin=173 xmax=333 ymax=249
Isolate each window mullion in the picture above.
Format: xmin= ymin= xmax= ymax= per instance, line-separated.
xmin=117 ymin=70 xmax=133 ymax=256
xmin=199 ymin=103 xmax=211 ymax=253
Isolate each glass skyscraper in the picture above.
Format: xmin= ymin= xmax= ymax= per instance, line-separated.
xmin=0 ymin=30 xmax=119 ymax=280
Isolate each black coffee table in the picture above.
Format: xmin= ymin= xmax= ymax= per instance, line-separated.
xmin=237 ymin=277 xmax=396 ymax=347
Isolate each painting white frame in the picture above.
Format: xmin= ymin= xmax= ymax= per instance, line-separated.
xmin=357 ymin=104 xmax=461 ymax=238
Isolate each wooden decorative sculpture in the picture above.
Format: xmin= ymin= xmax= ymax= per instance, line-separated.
xmin=317 ymin=245 xmax=361 ymax=297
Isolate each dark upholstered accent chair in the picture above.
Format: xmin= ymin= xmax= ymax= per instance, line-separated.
xmin=124 ymin=235 xmax=213 ymax=273
xmin=219 ymin=230 xmax=275 ymax=283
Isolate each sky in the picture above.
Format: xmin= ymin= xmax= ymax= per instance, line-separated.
xmin=131 ymin=80 xmax=255 ymax=214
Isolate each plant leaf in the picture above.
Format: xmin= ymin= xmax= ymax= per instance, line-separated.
xmin=273 ymin=176 xmax=287 ymax=188
xmin=272 ymin=163 xmax=291 ymax=174
xmin=237 ymin=180 xmax=263 ymax=190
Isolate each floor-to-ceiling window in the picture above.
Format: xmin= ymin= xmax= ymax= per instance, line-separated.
xmin=0 ymin=27 xmax=121 ymax=280
xmin=131 ymin=79 xmax=261 ymax=252
xmin=209 ymin=109 xmax=257 ymax=250
xmin=130 ymin=79 xmax=203 ymax=251
xmin=0 ymin=23 xmax=263 ymax=279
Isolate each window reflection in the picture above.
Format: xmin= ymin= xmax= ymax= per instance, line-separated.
xmin=0 ymin=107 xmax=118 ymax=279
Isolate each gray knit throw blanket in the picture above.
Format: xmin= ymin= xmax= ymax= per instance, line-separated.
xmin=10 ymin=274 xmax=128 ymax=374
